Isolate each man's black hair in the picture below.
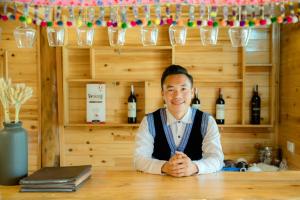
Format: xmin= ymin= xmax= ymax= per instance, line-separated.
xmin=161 ymin=65 xmax=193 ymax=89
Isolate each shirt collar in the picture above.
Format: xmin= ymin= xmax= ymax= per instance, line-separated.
xmin=166 ymin=107 xmax=193 ymax=125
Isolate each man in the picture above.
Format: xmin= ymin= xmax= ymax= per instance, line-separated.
xmin=134 ymin=65 xmax=224 ymax=177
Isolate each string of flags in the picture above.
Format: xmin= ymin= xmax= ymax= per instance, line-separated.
xmin=0 ymin=1 xmax=298 ymax=48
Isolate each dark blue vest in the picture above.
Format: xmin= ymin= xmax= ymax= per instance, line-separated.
xmin=147 ymin=108 xmax=209 ymax=161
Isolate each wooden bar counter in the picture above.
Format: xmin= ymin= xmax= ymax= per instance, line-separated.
xmin=1 ymin=170 xmax=300 ymax=199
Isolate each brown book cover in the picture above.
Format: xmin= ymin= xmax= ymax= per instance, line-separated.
xmin=19 ymin=165 xmax=92 ymax=185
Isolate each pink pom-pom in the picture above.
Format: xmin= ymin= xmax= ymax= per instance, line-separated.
xmin=107 ymin=21 xmax=112 ymax=27
xmin=287 ymin=16 xmax=293 ymax=23
xmin=260 ymin=19 xmax=267 ymax=26
xmin=67 ymin=21 xmax=73 ymax=27
xmin=41 ymin=21 xmax=47 ymax=27
xmin=207 ymin=20 xmax=213 ymax=26
xmin=2 ymin=15 xmax=8 ymax=21
xmin=130 ymin=21 xmax=137 ymax=27
xmin=167 ymin=18 xmax=173 ymax=25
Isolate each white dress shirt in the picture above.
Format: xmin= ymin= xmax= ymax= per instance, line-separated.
xmin=133 ymin=107 xmax=224 ymax=175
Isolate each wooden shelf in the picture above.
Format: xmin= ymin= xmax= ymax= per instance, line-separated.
xmin=67 ymin=79 xmax=146 ymax=83
xmin=65 ymin=123 xmax=140 ymax=127
xmin=67 ymin=79 xmax=243 ymax=83
xmin=66 ymin=45 xmax=172 ymax=50
xmin=65 ymin=123 xmax=272 ymax=128
xmin=194 ymin=79 xmax=243 ymax=83
xmin=218 ymin=124 xmax=273 ymax=128
xmin=245 ymin=64 xmax=272 ymax=67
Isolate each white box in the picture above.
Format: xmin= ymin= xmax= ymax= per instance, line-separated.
xmin=86 ymin=84 xmax=106 ymax=123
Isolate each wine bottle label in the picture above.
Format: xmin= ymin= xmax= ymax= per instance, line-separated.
xmin=216 ymin=104 xmax=225 ymax=120
xmin=128 ymin=102 xmax=136 ymax=117
xmin=192 ymin=104 xmax=200 ymax=110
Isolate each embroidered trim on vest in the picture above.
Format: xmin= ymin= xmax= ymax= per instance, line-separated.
xmin=160 ymin=108 xmax=197 ymax=155
xmin=160 ymin=108 xmax=177 ymax=155
xmin=201 ymin=112 xmax=210 ymax=138
xmin=177 ymin=109 xmax=196 ymax=152
xmin=146 ymin=113 xmax=156 ymax=138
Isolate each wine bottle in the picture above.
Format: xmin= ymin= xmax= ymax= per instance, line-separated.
xmin=216 ymin=88 xmax=225 ymax=124
xmin=128 ymin=84 xmax=137 ymax=123
xmin=251 ymin=84 xmax=261 ymax=124
xmin=191 ymin=88 xmax=201 ymax=110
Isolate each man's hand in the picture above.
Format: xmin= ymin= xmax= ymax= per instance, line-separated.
xmin=161 ymin=152 xmax=199 ymax=177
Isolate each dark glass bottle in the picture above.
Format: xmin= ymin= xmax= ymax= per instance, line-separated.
xmin=251 ymin=84 xmax=261 ymax=124
xmin=216 ymin=88 xmax=225 ymax=124
xmin=128 ymin=84 xmax=137 ymax=123
xmin=191 ymin=88 xmax=201 ymax=110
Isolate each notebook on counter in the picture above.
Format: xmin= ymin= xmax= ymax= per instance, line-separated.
xmin=20 ymin=165 xmax=92 ymax=192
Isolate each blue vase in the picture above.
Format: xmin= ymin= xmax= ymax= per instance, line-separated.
xmin=0 ymin=122 xmax=28 ymax=185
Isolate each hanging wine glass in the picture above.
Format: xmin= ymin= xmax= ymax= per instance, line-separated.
xmin=108 ymin=27 xmax=126 ymax=47
xmin=76 ymin=25 xmax=94 ymax=47
xmin=141 ymin=5 xmax=158 ymax=46
xmin=47 ymin=5 xmax=65 ymax=47
xmin=200 ymin=26 xmax=218 ymax=45
xmin=228 ymin=27 xmax=251 ymax=47
xmin=228 ymin=6 xmax=251 ymax=47
xmin=169 ymin=24 xmax=187 ymax=46
xmin=14 ymin=25 xmax=36 ymax=48
xmin=76 ymin=7 xmax=95 ymax=47
xmin=199 ymin=5 xmax=218 ymax=46
xmin=141 ymin=25 xmax=158 ymax=46
xmin=14 ymin=3 xmax=36 ymax=48
xmin=169 ymin=4 xmax=186 ymax=46
xmin=47 ymin=26 xmax=65 ymax=47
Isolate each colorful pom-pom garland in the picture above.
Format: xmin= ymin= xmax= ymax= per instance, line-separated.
xmin=1 ymin=2 xmax=300 ymax=30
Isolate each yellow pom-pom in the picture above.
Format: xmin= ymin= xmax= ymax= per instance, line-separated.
xmin=26 ymin=17 xmax=32 ymax=25
xmin=210 ymin=11 xmax=217 ymax=18
xmin=77 ymin=19 xmax=83 ymax=27
xmin=154 ymin=18 xmax=160 ymax=25
xmin=192 ymin=22 xmax=196 ymax=27
xmin=118 ymin=23 xmax=122 ymax=28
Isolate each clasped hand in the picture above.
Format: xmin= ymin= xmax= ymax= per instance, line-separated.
xmin=161 ymin=151 xmax=198 ymax=177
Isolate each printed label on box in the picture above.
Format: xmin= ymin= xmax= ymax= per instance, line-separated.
xmin=86 ymin=84 xmax=106 ymax=123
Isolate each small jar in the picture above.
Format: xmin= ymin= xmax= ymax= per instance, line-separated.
xmin=263 ymin=147 xmax=272 ymax=165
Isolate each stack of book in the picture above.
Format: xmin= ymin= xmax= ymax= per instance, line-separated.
xmin=19 ymin=165 xmax=92 ymax=192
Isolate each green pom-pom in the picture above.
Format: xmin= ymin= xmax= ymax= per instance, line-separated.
xmin=87 ymin=22 xmax=93 ymax=28
xmin=47 ymin=21 xmax=53 ymax=27
xmin=213 ymin=21 xmax=219 ymax=27
xmin=248 ymin=20 xmax=255 ymax=27
xmin=187 ymin=21 xmax=193 ymax=27
xmin=271 ymin=17 xmax=277 ymax=23
xmin=121 ymin=22 xmax=127 ymax=29
xmin=147 ymin=20 xmax=152 ymax=26
xmin=19 ymin=16 xmax=26 ymax=22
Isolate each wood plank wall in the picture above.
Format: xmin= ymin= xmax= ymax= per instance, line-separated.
xmin=280 ymin=24 xmax=300 ymax=169
xmin=60 ymin=27 xmax=277 ymax=170
xmin=0 ymin=21 xmax=41 ymax=172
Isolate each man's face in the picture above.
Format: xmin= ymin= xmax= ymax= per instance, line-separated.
xmin=162 ymin=74 xmax=193 ymax=116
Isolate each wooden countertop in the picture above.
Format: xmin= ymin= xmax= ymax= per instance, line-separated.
xmin=1 ymin=170 xmax=300 ymax=199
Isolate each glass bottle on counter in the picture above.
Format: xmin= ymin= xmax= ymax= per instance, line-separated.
xmin=191 ymin=88 xmax=201 ymax=110
xmin=128 ymin=84 xmax=137 ymax=123
xmin=251 ymin=84 xmax=261 ymax=124
xmin=216 ymin=88 xmax=225 ymax=124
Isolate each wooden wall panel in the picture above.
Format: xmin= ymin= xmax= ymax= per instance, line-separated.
xmin=93 ymin=48 xmax=172 ymax=81
xmin=0 ymin=21 xmax=41 ymax=172
xmin=60 ymin=27 xmax=276 ymax=169
xmin=280 ymin=24 xmax=300 ymax=169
